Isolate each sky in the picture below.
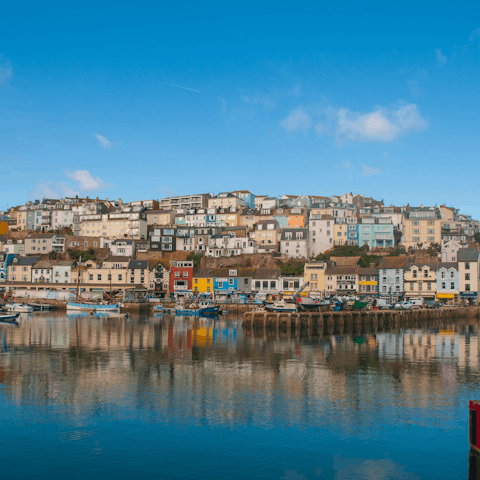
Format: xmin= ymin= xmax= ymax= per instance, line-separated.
xmin=0 ymin=1 xmax=479 ymax=216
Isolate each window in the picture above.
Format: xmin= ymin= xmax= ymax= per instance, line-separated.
xmin=183 ymin=271 xmax=188 ymax=278
xmin=270 ymin=281 xmax=276 ymax=289
xmin=413 ymin=270 xmax=417 ymax=278
xmin=395 ymin=277 xmax=400 ymax=283
xmin=441 ymin=271 xmax=445 ymax=279
xmin=89 ymin=274 xmax=93 ymax=280
xmin=450 ymin=271 xmax=455 ymax=279
xmin=229 ymin=278 xmax=234 ymax=285
xmin=465 ymin=263 xmax=470 ymax=270
xmin=175 ymin=272 xmax=179 ymax=278
xmin=97 ymin=274 xmax=102 ymax=281
xmin=84 ymin=242 xmax=88 ymax=247
xmin=465 ymin=273 xmax=470 ymax=281
xmin=218 ymin=281 xmax=223 ymax=289
xmin=450 ymin=282 xmax=455 ymax=290
xmin=424 ymin=269 xmax=428 ymax=277
xmin=410 ymin=283 xmax=414 ymax=290
xmin=255 ymin=281 xmax=261 ymax=289
xmin=263 ymin=281 xmax=268 ymax=289
xmin=466 ymin=284 xmax=471 ymax=291
xmin=118 ymin=274 xmax=123 ymax=281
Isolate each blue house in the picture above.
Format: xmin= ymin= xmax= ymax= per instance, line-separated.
xmin=232 ymin=191 xmax=255 ymax=208
xmin=377 ymin=257 xmax=408 ymax=301
xmin=0 ymin=252 xmax=15 ymax=282
xmin=213 ymin=269 xmax=238 ymax=293
xmin=436 ymin=262 xmax=459 ymax=303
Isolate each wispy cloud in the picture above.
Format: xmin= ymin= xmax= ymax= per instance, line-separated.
xmin=362 ymin=165 xmax=381 ymax=176
xmin=65 ymin=170 xmax=112 ymax=191
xmin=435 ymin=48 xmax=447 ymax=65
xmin=0 ymin=58 xmax=12 ymax=86
xmin=28 ymin=170 xmax=112 ymax=201
xmin=95 ymin=133 xmax=113 ymax=149
xmin=241 ymin=94 xmax=276 ymax=108
xmin=161 ymin=81 xmax=201 ymax=93
xmin=280 ymin=108 xmax=312 ymax=132
xmin=470 ymin=28 xmax=480 ymax=42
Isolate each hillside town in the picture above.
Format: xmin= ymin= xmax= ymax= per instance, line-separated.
xmin=0 ymin=190 xmax=479 ymax=305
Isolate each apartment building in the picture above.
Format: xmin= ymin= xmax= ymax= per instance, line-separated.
xmin=402 ymin=207 xmax=442 ymax=250
xmin=159 ymin=194 xmax=211 ymax=211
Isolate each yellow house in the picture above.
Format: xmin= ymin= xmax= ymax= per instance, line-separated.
xmin=192 ymin=268 xmax=215 ymax=293
xmin=286 ymin=208 xmax=307 ymax=228
xmin=303 ymin=261 xmax=327 ymax=293
xmin=439 ymin=205 xmax=456 ymax=222
xmin=404 ymin=263 xmax=437 ymax=299
xmin=402 ymin=207 xmax=442 ymax=250
xmin=239 ymin=211 xmax=260 ymax=229
xmin=333 ymin=223 xmax=349 ymax=246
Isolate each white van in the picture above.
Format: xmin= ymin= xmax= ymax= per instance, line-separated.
xmin=408 ymin=297 xmax=424 ymax=309
xmin=374 ymin=299 xmax=393 ymax=310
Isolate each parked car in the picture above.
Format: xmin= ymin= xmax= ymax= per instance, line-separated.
xmin=394 ymin=301 xmax=413 ymax=310
xmin=426 ymin=300 xmax=441 ymax=309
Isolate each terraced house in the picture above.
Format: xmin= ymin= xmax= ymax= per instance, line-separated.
xmin=402 ymin=206 xmax=441 ymax=250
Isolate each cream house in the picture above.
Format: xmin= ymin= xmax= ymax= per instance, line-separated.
xmin=402 ymin=207 xmax=441 ymax=250
xmin=404 ymin=263 xmax=437 ymax=300
xmin=249 ymin=220 xmax=280 ymax=251
xmin=78 ymin=211 xmax=147 ymax=239
xmin=303 ymin=261 xmax=327 ymax=294
xmin=8 ymin=256 xmax=40 ymax=282
xmin=145 ymin=210 xmax=175 ymax=226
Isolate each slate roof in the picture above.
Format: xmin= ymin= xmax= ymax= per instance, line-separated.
xmin=102 ymin=256 xmax=131 ymax=263
xmin=128 ymin=260 xmax=149 ymax=270
xmin=54 ymin=260 xmax=76 ymax=267
xmin=13 ymin=256 xmax=40 ymax=266
xmin=280 ymin=228 xmax=308 ymax=241
xmin=405 ymin=263 xmax=439 ymax=272
xmin=326 ymin=266 xmax=359 ymax=275
xmin=458 ymin=248 xmax=479 ymax=262
xmin=193 ymin=268 xmax=257 ymax=278
xmin=112 ymin=239 xmax=134 ymax=245
xmin=358 ymin=267 xmax=378 ymax=276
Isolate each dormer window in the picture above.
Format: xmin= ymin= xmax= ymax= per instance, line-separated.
xmin=413 ymin=270 xmax=417 ymax=278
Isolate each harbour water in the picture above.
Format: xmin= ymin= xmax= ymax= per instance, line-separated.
xmin=0 ymin=312 xmax=478 ymax=479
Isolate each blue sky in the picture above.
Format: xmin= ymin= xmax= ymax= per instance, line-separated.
xmin=0 ymin=1 xmax=479 ymax=216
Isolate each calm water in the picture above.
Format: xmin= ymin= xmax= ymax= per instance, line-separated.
xmin=0 ymin=312 xmax=479 ymax=479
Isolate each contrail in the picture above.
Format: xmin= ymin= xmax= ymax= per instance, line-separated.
xmin=161 ymin=81 xmax=201 ymax=93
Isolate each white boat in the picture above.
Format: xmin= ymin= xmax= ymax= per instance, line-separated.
xmin=5 ymin=303 xmax=33 ymax=313
xmin=66 ymin=302 xmax=120 ymax=312
xmin=0 ymin=312 xmax=21 ymax=323
xmin=265 ymin=300 xmax=297 ymax=313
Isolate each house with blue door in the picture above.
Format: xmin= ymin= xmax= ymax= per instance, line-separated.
xmin=214 ymin=270 xmax=238 ymax=292
xmin=0 ymin=252 xmax=15 ymax=283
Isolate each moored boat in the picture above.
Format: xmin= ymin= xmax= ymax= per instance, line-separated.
xmin=265 ymin=300 xmax=297 ymax=313
xmin=5 ymin=303 xmax=33 ymax=313
xmin=66 ymin=302 xmax=120 ymax=312
xmin=0 ymin=312 xmax=21 ymax=323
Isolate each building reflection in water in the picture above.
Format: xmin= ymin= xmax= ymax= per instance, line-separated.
xmin=0 ymin=313 xmax=478 ymax=434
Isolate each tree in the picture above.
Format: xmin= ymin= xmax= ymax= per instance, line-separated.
xmin=187 ymin=253 xmax=202 ymax=268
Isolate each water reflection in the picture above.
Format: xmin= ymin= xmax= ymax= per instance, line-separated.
xmin=0 ymin=312 xmax=477 ymax=478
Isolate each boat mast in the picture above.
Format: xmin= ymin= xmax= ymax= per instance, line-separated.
xmin=76 ymin=256 xmax=81 ymax=299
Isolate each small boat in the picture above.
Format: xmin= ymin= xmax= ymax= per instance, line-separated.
xmin=5 ymin=303 xmax=33 ymax=313
xmin=0 ymin=312 xmax=21 ymax=323
xmin=28 ymin=303 xmax=54 ymax=311
xmin=66 ymin=302 xmax=120 ymax=312
xmin=175 ymin=301 xmax=221 ymax=316
xmin=265 ymin=300 xmax=297 ymax=313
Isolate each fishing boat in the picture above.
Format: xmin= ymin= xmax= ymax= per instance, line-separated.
xmin=0 ymin=312 xmax=21 ymax=323
xmin=5 ymin=303 xmax=33 ymax=313
xmin=265 ymin=300 xmax=297 ymax=313
xmin=66 ymin=302 xmax=120 ymax=312
xmin=28 ymin=303 xmax=54 ymax=311
xmin=175 ymin=301 xmax=221 ymax=316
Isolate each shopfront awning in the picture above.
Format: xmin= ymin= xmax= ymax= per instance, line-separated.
xmin=437 ymin=293 xmax=455 ymax=299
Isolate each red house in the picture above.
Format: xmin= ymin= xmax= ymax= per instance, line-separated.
xmin=170 ymin=260 xmax=193 ymax=296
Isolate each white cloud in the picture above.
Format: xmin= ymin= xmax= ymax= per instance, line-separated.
xmin=28 ymin=170 xmax=112 ymax=201
xmin=337 ymin=109 xmax=398 ymax=142
xmin=65 ymin=170 xmax=112 ymax=191
xmin=95 ymin=133 xmax=113 ymax=149
xmin=362 ymin=165 xmax=381 ymax=176
xmin=435 ymin=48 xmax=447 ymax=65
xmin=335 ymin=104 xmax=427 ymax=143
xmin=280 ymin=108 xmax=312 ymax=132
xmin=314 ymin=122 xmax=329 ymax=135
xmin=470 ymin=28 xmax=480 ymax=42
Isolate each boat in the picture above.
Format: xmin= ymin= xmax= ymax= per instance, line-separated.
xmin=5 ymin=303 xmax=33 ymax=313
xmin=66 ymin=302 xmax=120 ymax=312
xmin=0 ymin=312 xmax=21 ymax=323
xmin=265 ymin=300 xmax=297 ymax=313
xmin=175 ymin=301 xmax=221 ymax=316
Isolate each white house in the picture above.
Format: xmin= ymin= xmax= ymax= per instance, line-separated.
xmin=280 ymin=228 xmax=309 ymax=259
xmin=31 ymin=260 xmax=56 ymax=284
xmin=110 ymin=239 xmax=135 ymax=257
xmin=308 ymin=215 xmax=334 ymax=256
xmin=53 ymin=260 xmax=76 ymax=284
